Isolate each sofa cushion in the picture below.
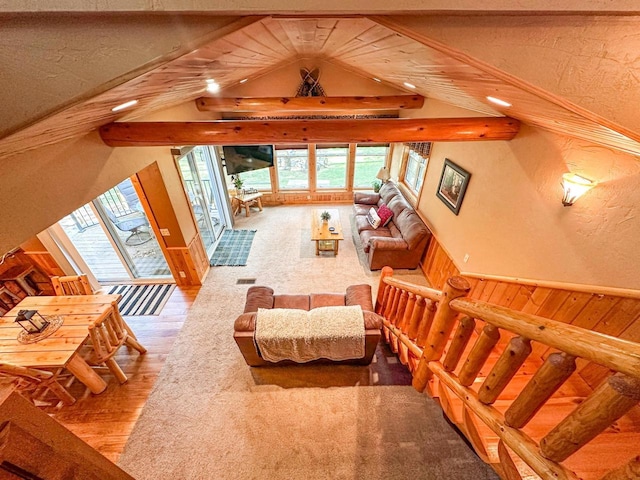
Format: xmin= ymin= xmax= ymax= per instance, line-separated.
xmin=360 ymin=228 xmax=393 ymax=252
xmin=310 ymin=293 xmax=345 ymax=309
xmin=387 ymin=195 xmax=409 ymax=219
xmin=345 ymin=284 xmax=374 ymax=311
xmin=379 ymin=181 xmax=401 ymax=204
xmin=273 ymin=294 xmax=310 ymax=310
xmin=396 ymin=210 xmax=430 ymax=250
xmin=243 ymin=286 xmax=274 ymax=313
xmin=355 ymin=214 xmax=376 ymax=233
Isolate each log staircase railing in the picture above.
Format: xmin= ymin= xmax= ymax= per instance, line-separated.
xmin=376 ymin=267 xmax=640 ymax=480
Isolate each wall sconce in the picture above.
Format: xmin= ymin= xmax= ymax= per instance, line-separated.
xmin=561 ymin=173 xmax=596 ymax=206
xmin=376 ymin=166 xmax=390 ymax=183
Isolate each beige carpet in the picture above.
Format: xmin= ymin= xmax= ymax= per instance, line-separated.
xmin=118 ymin=205 xmax=498 ymax=480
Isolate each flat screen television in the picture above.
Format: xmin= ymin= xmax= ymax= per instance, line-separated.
xmin=222 ymin=145 xmax=274 ymax=175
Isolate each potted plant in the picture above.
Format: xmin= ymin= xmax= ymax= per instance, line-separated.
xmin=232 ymin=174 xmax=244 ymax=193
xmin=320 ymin=211 xmax=331 ymax=223
xmin=372 ymin=179 xmax=382 ymax=193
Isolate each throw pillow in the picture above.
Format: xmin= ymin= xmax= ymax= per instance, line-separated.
xmin=367 ymin=207 xmax=381 ymax=229
xmin=377 ymin=203 xmax=394 ymax=227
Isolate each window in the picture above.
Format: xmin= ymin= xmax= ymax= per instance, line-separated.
xmin=316 ymin=145 xmax=348 ymax=189
xmin=403 ymin=143 xmax=431 ymax=194
xmin=276 ymin=146 xmax=309 ymax=190
xmin=236 ymin=168 xmax=271 ymax=190
xmin=354 ymin=144 xmax=388 ymax=188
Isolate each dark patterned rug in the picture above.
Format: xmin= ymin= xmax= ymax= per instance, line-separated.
xmin=209 ymin=229 xmax=257 ymax=266
xmin=108 ymin=283 xmax=176 ymax=316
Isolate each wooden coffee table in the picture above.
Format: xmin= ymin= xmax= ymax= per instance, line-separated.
xmin=311 ymin=209 xmax=344 ymax=255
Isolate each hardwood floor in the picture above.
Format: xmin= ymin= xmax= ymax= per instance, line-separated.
xmin=42 ymin=286 xmax=200 ymax=463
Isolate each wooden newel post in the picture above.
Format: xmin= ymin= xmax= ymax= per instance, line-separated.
xmin=412 ymin=276 xmax=470 ymax=393
xmin=540 ymin=373 xmax=640 ymax=462
xmin=375 ymin=266 xmax=394 ymax=314
xmin=505 ymin=352 xmax=576 ymax=428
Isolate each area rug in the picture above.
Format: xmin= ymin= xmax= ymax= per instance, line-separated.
xmin=107 ymin=283 xmax=176 ymax=316
xmin=118 ymin=205 xmax=497 ymax=480
xmin=210 ymin=229 xmax=257 ymax=266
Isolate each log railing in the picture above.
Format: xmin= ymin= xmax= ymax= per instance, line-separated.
xmin=376 ymin=267 xmax=640 ymax=480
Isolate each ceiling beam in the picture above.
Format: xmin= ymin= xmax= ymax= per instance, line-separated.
xmin=195 ymin=95 xmax=425 ymax=112
xmin=99 ymin=117 xmax=519 ymax=146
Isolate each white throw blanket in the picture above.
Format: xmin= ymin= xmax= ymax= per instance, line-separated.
xmin=254 ymin=306 xmax=365 ymax=363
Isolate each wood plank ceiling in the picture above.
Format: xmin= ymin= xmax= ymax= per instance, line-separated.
xmin=1 ymin=16 xmax=639 ymax=159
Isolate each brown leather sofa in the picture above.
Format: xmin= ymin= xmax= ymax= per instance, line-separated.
xmin=233 ymin=284 xmax=382 ymax=366
xmin=353 ymin=181 xmax=431 ymax=270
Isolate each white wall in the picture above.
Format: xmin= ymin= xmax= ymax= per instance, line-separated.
xmin=399 ymin=99 xmax=640 ymax=289
xmin=0 ymin=132 xmax=173 ymax=253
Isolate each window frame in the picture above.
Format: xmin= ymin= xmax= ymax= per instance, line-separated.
xmin=400 ymin=143 xmax=431 ymax=196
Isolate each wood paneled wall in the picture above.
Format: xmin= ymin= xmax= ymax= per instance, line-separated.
xmin=165 ymin=233 xmax=208 ymax=287
xmin=261 ymin=191 xmax=354 ymax=205
xmin=0 ymin=249 xmax=55 ymax=300
xmin=421 ymin=237 xmax=640 ymax=389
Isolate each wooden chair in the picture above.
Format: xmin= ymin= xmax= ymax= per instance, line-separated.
xmin=0 ymin=363 xmax=76 ymax=406
xmin=85 ymin=309 xmax=146 ymax=384
xmin=51 ymin=274 xmax=92 ymax=296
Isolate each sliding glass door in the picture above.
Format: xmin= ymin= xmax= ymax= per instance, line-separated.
xmin=56 ymin=179 xmax=171 ymax=283
xmin=176 ymin=146 xmax=230 ymax=258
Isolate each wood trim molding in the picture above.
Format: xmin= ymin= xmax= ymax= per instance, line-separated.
xmin=99 ymin=117 xmax=520 ymax=146
xmin=461 ymin=271 xmax=640 ymax=300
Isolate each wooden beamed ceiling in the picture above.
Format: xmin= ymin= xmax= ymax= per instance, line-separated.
xmin=98 ymin=117 xmax=520 ymax=146
xmin=195 ymin=95 xmax=425 ymax=112
xmin=1 ymin=15 xmax=639 ymax=158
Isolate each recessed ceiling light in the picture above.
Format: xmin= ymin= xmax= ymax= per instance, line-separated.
xmin=111 ymin=100 xmax=138 ymax=112
xmin=206 ymin=79 xmax=220 ymax=93
xmin=486 ymin=96 xmax=512 ymax=107
xmin=239 ymin=78 xmax=248 ymax=84
xmin=373 ymin=77 xmax=381 ymax=82
xmin=403 ymin=82 xmax=416 ymax=89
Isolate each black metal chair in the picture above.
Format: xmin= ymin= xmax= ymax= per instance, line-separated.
xmin=104 ymin=180 xmax=152 ymax=245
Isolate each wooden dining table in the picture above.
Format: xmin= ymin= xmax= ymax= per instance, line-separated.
xmin=0 ymin=294 xmax=122 ymax=395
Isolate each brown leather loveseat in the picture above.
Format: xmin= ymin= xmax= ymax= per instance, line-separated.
xmin=234 ymin=284 xmax=382 ymax=366
xmin=353 ymin=181 xmax=431 ymax=270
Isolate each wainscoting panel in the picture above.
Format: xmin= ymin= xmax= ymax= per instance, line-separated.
xmin=421 ymin=237 xmax=640 ymax=389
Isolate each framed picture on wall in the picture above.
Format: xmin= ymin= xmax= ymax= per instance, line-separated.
xmin=436 ymin=159 xmax=471 ymax=215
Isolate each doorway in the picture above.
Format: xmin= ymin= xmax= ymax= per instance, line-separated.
xmin=176 ymin=146 xmax=231 ymax=258
xmin=53 ymin=179 xmax=172 ymax=284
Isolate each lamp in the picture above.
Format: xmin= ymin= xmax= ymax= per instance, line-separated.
xmin=376 ymin=166 xmax=390 ymax=183
xmin=561 ymin=173 xmax=596 ymax=206
xmin=14 ymin=310 xmax=49 ymax=334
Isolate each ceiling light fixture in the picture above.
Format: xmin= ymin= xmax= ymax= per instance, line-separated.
xmin=206 ymin=79 xmax=220 ymax=93
xmin=111 ymin=100 xmax=138 ymax=112
xmin=486 ymin=96 xmax=512 ymax=108
xmin=373 ymin=77 xmax=381 ymax=82
xmin=403 ymin=82 xmax=416 ymax=89
xmin=561 ymin=173 xmax=596 ymax=206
